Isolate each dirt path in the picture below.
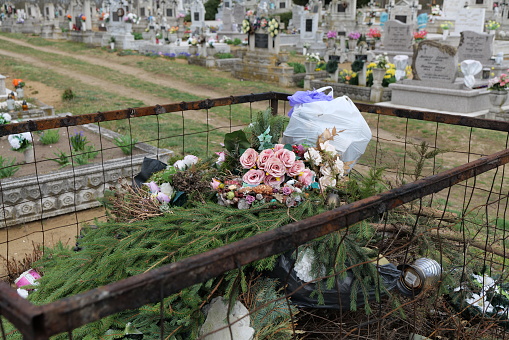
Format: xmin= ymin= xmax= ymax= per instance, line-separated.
xmin=0 ymin=35 xmax=270 ymax=128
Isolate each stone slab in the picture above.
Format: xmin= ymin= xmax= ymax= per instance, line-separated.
xmin=412 ymin=40 xmax=457 ymax=83
xmin=389 ymin=82 xmax=490 ymax=113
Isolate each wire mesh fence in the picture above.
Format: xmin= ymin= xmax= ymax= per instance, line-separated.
xmin=0 ymin=93 xmax=508 ymax=339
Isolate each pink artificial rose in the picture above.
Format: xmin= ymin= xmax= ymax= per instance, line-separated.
xmin=274 ymin=148 xmax=296 ymax=168
xmin=240 ymin=148 xmax=259 ymax=169
xmin=215 ymin=151 xmax=225 ymax=165
xmin=264 ymin=156 xmax=286 ymax=178
xmin=298 ymin=169 xmax=315 ymax=186
xmin=157 ymin=192 xmax=171 ymax=203
xmin=273 ymin=144 xmax=285 ymax=151
xmin=264 ymin=174 xmax=283 ymax=187
xmin=145 ymin=181 xmax=160 ymax=193
xmin=287 ymin=160 xmax=305 ymax=177
xmin=257 ymin=149 xmax=274 ymax=170
xmin=243 ymin=169 xmax=265 ymax=186
xmin=210 ymin=178 xmax=222 ymax=190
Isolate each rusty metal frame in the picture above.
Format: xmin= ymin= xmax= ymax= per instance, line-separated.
xmin=1 ymin=94 xmax=509 ymax=339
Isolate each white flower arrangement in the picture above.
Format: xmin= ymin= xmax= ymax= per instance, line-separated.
xmin=0 ymin=112 xmax=12 ymax=125
xmin=241 ymin=19 xmax=251 ymax=34
xmin=173 ymin=154 xmax=199 ymax=170
xmin=268 ymin=18 xmax=279 ymax=37
xmin=8 ymin=132 xmax=32 ymax=152
xmin=305 ymin=52 xmax=321 ymax=62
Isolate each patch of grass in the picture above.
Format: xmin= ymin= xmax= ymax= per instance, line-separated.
xmin=0 ymin=156 xmax=20 ymax=178
xmin=39 ymin=129 xmax=60 ymax=145
xmin=113 ymin=134 xmax=138 ymax=155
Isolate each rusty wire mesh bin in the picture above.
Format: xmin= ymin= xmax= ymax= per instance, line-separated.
xmin=0 ymin=92 xmax=508 ymax=339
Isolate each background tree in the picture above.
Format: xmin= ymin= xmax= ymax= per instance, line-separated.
xmin=204 ymin=0 xmax=221 ymax=20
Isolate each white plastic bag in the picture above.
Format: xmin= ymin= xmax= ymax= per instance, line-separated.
xmin=282 ymin=87 xmax=372 ymax=167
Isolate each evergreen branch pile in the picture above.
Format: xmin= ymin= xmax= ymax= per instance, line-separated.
xmin=25 ymin=201 xmax=326 ymax=339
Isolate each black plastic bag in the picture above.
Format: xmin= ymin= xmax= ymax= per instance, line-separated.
xmin=268 ymin=252 xmax=401 ymax=310
xmin=133 ymin=157 xmax=167 ymax=187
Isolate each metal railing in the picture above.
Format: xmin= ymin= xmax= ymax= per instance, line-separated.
xmin=0 ymin=92 xmax=508 ymax=339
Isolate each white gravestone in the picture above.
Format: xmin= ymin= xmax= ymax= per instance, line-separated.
xmin=455 ymin=8 xmax=485 ymax=34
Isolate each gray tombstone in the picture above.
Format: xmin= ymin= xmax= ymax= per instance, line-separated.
xmin=412 ymin=40 xmax=457 ymax=83
xmin=233 ymin=4 xmax=245 ymax=27
xmin=382 ymin=20 xmax=413 ymax=52
xmin=220 ymin=7 xmax=234 ymax=31
xmin=457 ymin=31 xmax=494 ymax=64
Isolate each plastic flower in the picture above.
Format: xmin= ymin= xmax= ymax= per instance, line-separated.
xmin=306 ymin=53 xmax=321 ymax=62
xmin=268 ymin=18 xmax=279 ymax=37
xmin=440 ymin=21 xmax=453 ymax=30
xmin=488 ymin=72 xmax=509 ymax=90
xmin=486 ymin=20 xmax=500 ymax=30
xmin=367 ymin=28 xmax=382 ymax=39
xmin=347 ymin=31 xmax=361 ymax=40
xmin=0 ymin=113 xmax=12 ymax=125
xmin=326 ymin=30 xmax=338 ymax=39
xmin=413 ymin=30 xmax=428 ymax=40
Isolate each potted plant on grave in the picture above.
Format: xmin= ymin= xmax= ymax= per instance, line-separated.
xmin=8 ymin=132 xmax=33 ymax=163
xmin=486 ymin=20 xmax=500 ymax=35
xmin=366 ymin=27 xmax=382 ymax=49
xmin=487 ymin=72 xmax=509 ymax=113
xmin=413 ymin=30 xmax=427 ymax=43
xmin=347 ymin=31 xmax=360 ymax=51
xmin=305 ymin=53 xmax=321 ymax=73
xmin=12 ymin=78 xmax=25 ymax=99
xmin=440 ymin=21 xmax=453 ymax=40
xmin=109 ymin=36 xmax=116 ymax=50
xmin=326 ymin=30 xmax=337 ymax=48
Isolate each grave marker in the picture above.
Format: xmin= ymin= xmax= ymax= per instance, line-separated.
xmin=382 ymin=20 xmax=413 ymax=52
xmin=457 ymin=31 xmax=494 ymax=64
xmin=412 ymin=40 xmax=457 ymax=83
xmin=454 ymin=8 xmax=485 ymax=33
xmin=255 ymin=33 xmax=269 ymax=48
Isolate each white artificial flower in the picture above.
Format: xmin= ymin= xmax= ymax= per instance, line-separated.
xmin=304 ymin=148 xmax=322 ymax=165
xmin=472 ymin=274 xmax=496 ymax=293
xmin=20 ymin=132 xmax=32 ymax=143
xmin=160 ymin=182 xmax=174 ymax=199
xmin=294 ymin=248 xmax=325 ymax=283
xmin=319 ymin=175 xmax=336 ymax=188
xmin=465 ymin=293 xmax=494 ymax=314
xmin=333 ymin=158 xmax=345 ymax=177
xmin=8 ymin=135 xmax=21 ymax=149
xmin=319 ymin=140 xmax=336 ymax=154
xmin=320 ymin=164 xmax=333 ymax=177
xmin=173 ymin=159 xmax=186 ymax=170
xmin=183 ymin=154 xmax=198 ymax=167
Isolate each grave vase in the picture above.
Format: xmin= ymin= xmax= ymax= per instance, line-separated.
xmin=348 ymin=39 xmax=357 ymax=51
xmin=304 ymin=61 xmax=317 ymax=73
xmin=23 ymin=147 xmax=35 ymax=164
xmin=189 ymin=45 xmax=198 ymax=55
xmin=327 ymin=38 xmax=335 ymax=49
xmin=489 ymin=30 xmax=496 ymax=35
xmin=442 ymin=29 xmax=449 ymax=40
xmin=16 ymin=87 xmax=24 ymax=99
xmin=372 ymin=67 xmax=386 ymax=85
xmin=488 ymin=90 xmax=508 ymax=113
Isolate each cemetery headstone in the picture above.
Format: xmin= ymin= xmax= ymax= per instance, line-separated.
xmin=382 ymin=20 xmax=413 ymax=52
xmin=233 ymin=4 xmax=245 ymax=26
xmin=412 ymin=40 xmax=457 ymax=83
xmin=220 ymin=7 xmax=233 ymax=31
xmin=454 ymin=8 xmax=485 ymax=33
xmin=457 ymin=31 xmax=494 ymax=64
